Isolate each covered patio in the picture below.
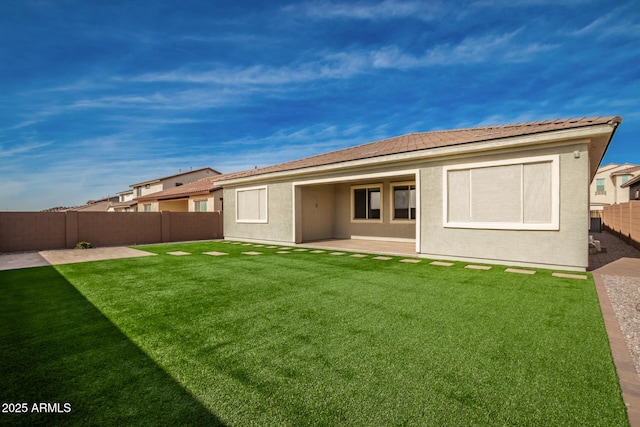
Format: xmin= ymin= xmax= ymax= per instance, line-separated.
xmin=301 ymin=238 xmax=417 ymax=256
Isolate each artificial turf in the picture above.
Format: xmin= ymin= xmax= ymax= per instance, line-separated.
xmin=0 ymin=241 xmax=630 ymax=426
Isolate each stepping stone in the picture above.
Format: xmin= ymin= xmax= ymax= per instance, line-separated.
xmin=231 ymin=242 xmax=242 ymax=245
xmin=203 ymin=251 xmax=228 ymax=256
xmin=310 ymin=250 xmax=325 ymax=253
xmin=505 ymin=268 xmax=536 ymax=275
xmin=293 ymin=248 xmax=308 ymax=252
xmin=400 ymin=259 xmax=421 ymax=263
xmin=253 ymin=244 xmax=265 ymax=247
xmin=278 ymin=247 xmax=291 ymax=250
xmin=465 ymin=265 xmax=492 ymax=270
xmin=430 ymin=261 xmax=453 ymax=267
xmin=373 ymin=256 xmax=393 ymax=261
xmin=167 ymin=251 xmax=190 ymax=256
xmin=266 ymin=246 xmax=278 ymax=249
xmin=242 ymin=251 xmax=262 ymax=255
xmin=241 ymin=243 xmax=253 ymax=246
xmin=350 ymin=254 xmax=367 ymax=258
xmin=329 ymin=252 xmax=346 ymax=256
xmin=552 ymin=272 xmax=588 ymax=280
xmin=276 ymin=251 xmax=291 ymax=254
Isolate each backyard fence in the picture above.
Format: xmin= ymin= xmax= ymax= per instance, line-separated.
xmin=603 ymin=201 xmax=640 ymax=250
xmin=0 ymin=211 xmax=223 ymax=253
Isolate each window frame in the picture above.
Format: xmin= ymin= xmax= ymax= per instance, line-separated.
xmin=350 ymin=184 xmax=383 ymax=223
xmin=442 ymin=155 xmax=560 ymax=231
xmin=390 ymin=181 xmax=417 ymax=222
xmin=236 ymin=186 xmax=268 ymax=224
xmin=193 ymin=199 xmax=207 ymax=212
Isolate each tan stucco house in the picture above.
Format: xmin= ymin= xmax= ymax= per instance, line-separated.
xmin=130 ymin=167 xmax=221 ymax=212
xmin=589 ymin=163 xmax=640 ymax=217
xmin=135 ymin=175 xmax=224 ymax=212
xmin=218 ymin=117 xmax=622 ymax=271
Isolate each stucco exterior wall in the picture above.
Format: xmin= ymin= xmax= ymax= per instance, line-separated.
xmin=159 ymin=199 xmax=189 ymax=212
xmin=224 ymin=181 xmax=295 ymax=243
xmin=419 ymin=143 xmax=590 ymax=270
xmin=300 ymin=184 xmax=336 ymax=242
xmin=161 ymin=169 xmax=218 ymax=190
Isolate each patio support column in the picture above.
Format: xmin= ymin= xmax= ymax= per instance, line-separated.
xmin=294 ymin=185 xmax=302 ymax=243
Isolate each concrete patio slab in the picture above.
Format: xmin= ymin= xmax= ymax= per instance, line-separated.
xmin=0 ymin=252 xmax=50 ymax=271
xmin=39 ymin=247 xmax=156 ymax=266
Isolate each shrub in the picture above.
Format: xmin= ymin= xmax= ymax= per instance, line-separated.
xmin=75 ymin=241 xmax=92 ymax=249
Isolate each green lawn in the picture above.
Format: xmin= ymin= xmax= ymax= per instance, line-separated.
xmin=0 ymin=241 xmax=629 ymax=426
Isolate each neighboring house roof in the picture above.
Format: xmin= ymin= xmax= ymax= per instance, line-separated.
xmin=622 ymin=174 xmax=640 ymax=188
xmin=41 ymin=205 xmax=82 ymax=212
xmin=130 ymin=167 xmax=221 ymax=187
xmin=218 ymin=116 xmax=621 ymax=184
xmin=610 ymin=165 xmax=640 ymax=176
xmin=135 ymin=175 xmax=224 ymax=202
xmin=110 ymin=200 xmax=138 ymax=208
xmin=72 ymin=196 xmax=120 ymax=212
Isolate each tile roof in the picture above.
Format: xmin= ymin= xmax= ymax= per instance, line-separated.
xmin=611 ymin=165 xmax=640 ymax=175
xmin=220 ymin=116 xmax=622 ymax=182
xmin=622 ymin=174 xmax=640 ymax=188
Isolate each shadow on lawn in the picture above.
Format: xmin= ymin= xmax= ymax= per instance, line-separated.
xmin=0 ymin=266 xmax=225 ymax=426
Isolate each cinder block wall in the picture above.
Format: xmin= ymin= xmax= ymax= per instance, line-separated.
xmin=0 ymin=212 xmax=223 ymax=253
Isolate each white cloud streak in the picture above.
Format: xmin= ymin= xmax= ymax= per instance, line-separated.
xmin=284 ymin=0 xmax=443 ymax=21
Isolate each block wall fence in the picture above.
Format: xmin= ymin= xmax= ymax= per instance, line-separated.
xmin=603 ymin=200 xmax=640 ymax=250
xmin=0 ymin=211 xmax=223 ymax=253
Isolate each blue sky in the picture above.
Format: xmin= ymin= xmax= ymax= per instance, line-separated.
xmin=1 ymin=0 xmax=639 ymax=210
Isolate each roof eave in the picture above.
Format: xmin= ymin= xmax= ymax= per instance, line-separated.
xmin=219 ymin=124 xmax=619 ymax=187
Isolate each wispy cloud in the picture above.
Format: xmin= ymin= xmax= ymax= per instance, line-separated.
xmin=284 ymin=0 xmax=443 ymax=21
xmin=131 ymin=31 xmax=555 ymax=89
xmin=0 ymin=141 xmax=52 ymax=158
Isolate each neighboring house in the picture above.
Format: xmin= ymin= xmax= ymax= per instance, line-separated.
xmin=621 ymin=174 xmax=640 ymax=201
xmin=135 ymin=175 xmax=224 ymax=212
xmin=73 ymin=196 xmax=120 ymax=212
xmin=130 ymin=167 xmax=221 ymax=212
xmin=218 ymin=116 xmax=622 ymax=271
xmin=590 ymin=163 xmax=640 ymax=217
xmin=109 ymin=189 xmax=137 ymax=212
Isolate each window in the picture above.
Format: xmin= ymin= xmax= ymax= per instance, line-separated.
xmin=443 ymin=155 xmax=559 ymax=230
xmin=352 ymin=185 xmax=382 ymax=221
xmin=392 ymin=183 xmax=416 ymax=220
xmin=621 ymin=175 xmax=630 ymax=184
xmin=194 ymin=200 xmax=207 ymax=212
xmin=143 ymin=204 xmax=151 ymax=212
xmin=596 ymin=178 xmax=606 ymax=195
xmin=136 ymin=187 xmax=142 ymax=197
xmin=236 ymin=187 xmax=267 ymax=223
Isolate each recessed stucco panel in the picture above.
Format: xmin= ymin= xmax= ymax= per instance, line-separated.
xmin=223 ymin=181 xmax=294 ymax=243
xmin=301 ymin=185 xmax=336 ymax=241
xmin=420 ymin=143 xmax=590 ymax=270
